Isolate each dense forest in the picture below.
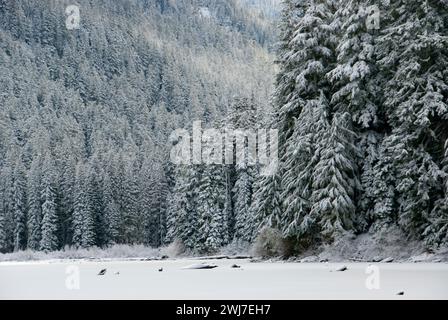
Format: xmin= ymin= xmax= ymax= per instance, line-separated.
xmin=1 ymin=0 xmax=447 ymax=256
xmin=0 ymin=0 xmax=277 ymax=253
xmin=263 ymin=0 xmax=448 ymax=249
xmin=168 ymin=0 xmax=448 ymax=254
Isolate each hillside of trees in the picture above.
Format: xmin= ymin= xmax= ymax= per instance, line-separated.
xmin=1 ymin=0 xmax=447 ymax=256
xmin=0 ymin=0 xmax=277 ymax=253
xmin=169 ymin=0 xmax=448 ymax=254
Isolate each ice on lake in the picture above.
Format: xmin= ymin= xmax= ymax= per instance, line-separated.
xmin=1 ymin=259 xmax=447 ymax=299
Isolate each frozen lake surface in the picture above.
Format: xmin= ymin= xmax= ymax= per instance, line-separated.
xmin=1 ymin=259 xmax=447 ymax=299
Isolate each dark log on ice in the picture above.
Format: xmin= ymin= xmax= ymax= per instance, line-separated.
xmin=191 ymin=255 xmax=228 ymax=260
xmin=335 ymin=266 xmax=348 ymax=272
xmin=191 ymin=255 xmax=252 ymax=260
xmin=231 ymin=255 xmax=252 ymax=259
xmin=182 ymin=263 xmax=218 ymax=270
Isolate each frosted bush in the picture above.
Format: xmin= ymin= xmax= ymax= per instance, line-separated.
xmin=0 ymin=244 xmax=160 ymax=262
xmin=161 ymin=239 xmax=187 ymax=258
xmin=219 ymin=239 xmax=251 ymax=256
xmin=251 ymin=227 xmax=287 ymax=258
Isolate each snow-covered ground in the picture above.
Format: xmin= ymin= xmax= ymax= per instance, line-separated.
xmin=1 ymin=259 xmax=447 ymax=299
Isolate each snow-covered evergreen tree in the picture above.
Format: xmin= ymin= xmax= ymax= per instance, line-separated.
xmin=170 ymin=165 xmax=201 ymax=250
xmin=40 ymin=157 xmax=59 ymax=252
xmin=27 ymin=157 xmax=42 ymax=250
xmin=87 ymin=158 xmax=106 ymax=247
xmin=12 ymin=159 xmax=27 ymax=251
xmin=164 ymin=192 xmax=178 ymax=245
xmin=280 ymin=95 xmax=329 ymax=238
xmin=371 ymin=130 xmax=404 ymax=227
xmin=373 ymin=0 xmax=448 ymax=238
xmin=424 ymin=139 xmax=448 ymax=246
xmin=58 ymin=151 xmax=76 ymax=247
xmin=226 ymin=97 xmax=259 ymax=242
xmin=206 ymin=205 xmax=229 ymax=252
xmin=0 ymin=156 xmax=15 ymax=252
xmin=308 ymin=112 xmax=360 ymax=241
xmin=121 ymin=157 xmax=140 ymax=244
xmin=140 ymin=160 xmax=168 ymax=247
xmin=102 ymin=171 xmax=121 ymax=245
xmin=233 ymin=168 xmax=255 ymax=241
xmin=268 ymin=0 xmax=345 ymax=244
xmin=251 ymin=168 xmax=282 ymax=237
xmin=72 ymin=163 xmax=96 ymax=248
xmin=197 ymin=164 xmax=228 ymax=253
xmin=327 ymin=2 xmax=380 ymax=230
